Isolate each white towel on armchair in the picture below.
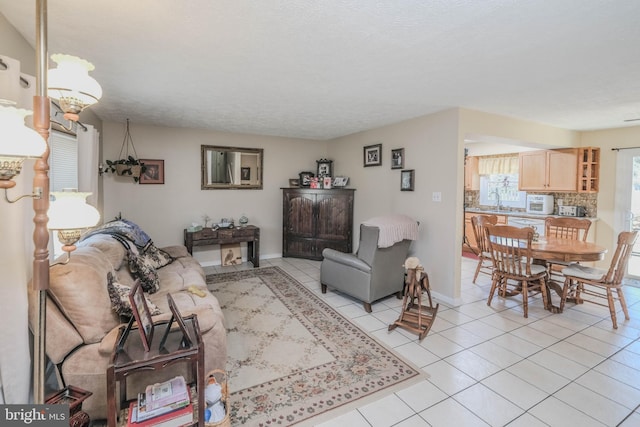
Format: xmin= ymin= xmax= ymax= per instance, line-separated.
xmin=362 ymin=214 xmax=419 ymax=248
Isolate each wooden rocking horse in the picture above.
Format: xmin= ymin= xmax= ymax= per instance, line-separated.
xmin=388 ymin=257 xmax=439 ymax=340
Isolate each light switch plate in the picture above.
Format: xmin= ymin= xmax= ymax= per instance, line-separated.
xmin=432 ymin=192 xmax=442 ymax=202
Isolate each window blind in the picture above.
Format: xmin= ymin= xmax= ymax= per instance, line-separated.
xmin=49 ymin=131 xmax=78 ymax=191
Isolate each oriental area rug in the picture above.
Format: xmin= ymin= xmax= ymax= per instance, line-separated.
xmin=206 ymin=266 xmax=421 ymax=426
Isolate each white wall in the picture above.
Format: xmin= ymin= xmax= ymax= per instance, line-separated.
xmin=0 ymin=159 xmax=34 ymax=404
xmin=0 ymin=15 xmax=105 ymax=403
xmin=101 ymin=121 xmax=328 ymax=265
xmin=460 ymin=108 xmax=581 ymax=149
xmin=329 ymin=109 xmax=463 ymax=303
xmin=0 ymin=14 xmax=40 ymax=403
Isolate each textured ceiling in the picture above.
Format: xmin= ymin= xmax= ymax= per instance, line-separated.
xmin=1 ymin=0 xmax=640 ymax=140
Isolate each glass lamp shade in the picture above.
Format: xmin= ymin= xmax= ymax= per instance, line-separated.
xmin=0 ymin=105 xmax=47 ymax=188
xmin=48 ymin=54 xmax=102 ymax=117
xmin=49 ymin=191 xmax=100 ymax=254
xmin=48 ymin=191 xmax=100 ymax=231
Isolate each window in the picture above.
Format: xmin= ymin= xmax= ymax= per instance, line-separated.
xmin=479 ymin=173 xmax=526 ymax=209
xmin=49 ymin=131 xmax=78 ymax=191
xmin=49 ymin=131 xmax=78 ymax=257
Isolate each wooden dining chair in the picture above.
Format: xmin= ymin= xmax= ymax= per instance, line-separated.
xmin=561 ymin=230 xmax=638 ymax=328
xmin=544 ymin=217 xmax=592 ymax=281
xmin=485 ymin=224 xmax=549 ymax=318
xmin=471 ymin=214 xmax=499 ymax=284
xmin=545 ymin=217 xmax=592 ymax=241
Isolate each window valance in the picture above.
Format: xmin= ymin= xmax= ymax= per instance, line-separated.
xmin=478 ymin=156 xmax=519 ymax=175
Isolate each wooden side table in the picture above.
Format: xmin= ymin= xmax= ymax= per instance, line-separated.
xmin=184 ymin=225 xmax=260 ymax=267
xmin=106 ymin=315 xmax=204 ymax=427
xmin=45 ymin=385 xmax=92 ymax=427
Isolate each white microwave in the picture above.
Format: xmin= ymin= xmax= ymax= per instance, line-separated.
xmin=526 ymin=195 xmax=554 ymax=215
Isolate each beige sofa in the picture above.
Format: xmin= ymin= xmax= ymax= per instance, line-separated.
xmin=27 ymin=225 xmax=227 ymax=420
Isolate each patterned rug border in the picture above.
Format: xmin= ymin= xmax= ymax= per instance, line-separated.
xmin=207 ymin=266 xmax=426 ymax=426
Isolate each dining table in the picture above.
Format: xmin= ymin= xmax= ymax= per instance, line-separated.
xmin=531 ymin=236 xmax=608 ymax=312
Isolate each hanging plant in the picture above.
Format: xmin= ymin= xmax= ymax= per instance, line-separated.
xmin=104 ymin=119 xmax=146 ymax=182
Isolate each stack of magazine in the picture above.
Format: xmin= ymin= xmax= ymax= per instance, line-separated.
xmin=127 ymin=375 xmax=193 ymax=426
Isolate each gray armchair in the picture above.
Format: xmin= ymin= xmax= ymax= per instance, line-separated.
xmin=320 ymin=224 xmax=413 ymax=312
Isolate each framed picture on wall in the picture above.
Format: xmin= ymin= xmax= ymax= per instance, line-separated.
xmin=363 ymin=143 xmax=382 ymax=167
xmin=391 ymin=148 xmax=404 ymax=169
xmin=401 ymin=169 xmax=415 ymax=191
xmin=139 ymin=159 xmax=164 ymax=184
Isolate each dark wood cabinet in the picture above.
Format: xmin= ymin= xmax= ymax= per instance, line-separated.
xmin=282 ymin=188 xmax=355 ymax=260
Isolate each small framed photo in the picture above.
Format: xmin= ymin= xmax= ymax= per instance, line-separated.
xmin=241 ymin=167 xmax=251 ymax=180
xmin=363 ymin=143 xmax=382 ymax=167
xmin=401 ymin=169 xmax=415 ymax=191
xmin=221 ymin=243 xmax=242 ymax=266
xmin=391 ymin=148 xmax=404 ymax=169
xmin=323 ymin=177 xmax=332 ymax=189
xmin=316 ymin=159 xmax=333 ymax=177
xmin=139 ymin=159 xmax=164 ymax=184
xmin=159 ymin=293 xmax=193 ymax=349
xmin=333 ymin=176 xmax=349 ymax=187
xmin=129 ymin=280 xmax=154 ymax=351
xmin=298 ymin=171 xmax=314 ymax=187
xmin=288 ymin=178 xmax=300 ymax=187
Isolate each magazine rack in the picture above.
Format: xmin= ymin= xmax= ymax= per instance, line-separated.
xmin=106 ymin=314 xmax=204 ymax=426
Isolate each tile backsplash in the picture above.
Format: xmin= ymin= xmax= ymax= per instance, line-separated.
xmin=464 ymin=190 xmax=598 ymax=217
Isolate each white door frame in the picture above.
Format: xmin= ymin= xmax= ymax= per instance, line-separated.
xmin=614 ymin=148 xmax=640 ymax=279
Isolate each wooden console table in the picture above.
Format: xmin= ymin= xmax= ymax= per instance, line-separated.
xmin=184 ymin=225 xmax=260 ymax=267
xmin=106 ymin=315 xmax=204 ymax=427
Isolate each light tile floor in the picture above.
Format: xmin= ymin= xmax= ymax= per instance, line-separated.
xmin=205 ymin=257 xmax=640 ymax=426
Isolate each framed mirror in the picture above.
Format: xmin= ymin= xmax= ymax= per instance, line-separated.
xmin=201 ymin=145 xmax=263 ymax=190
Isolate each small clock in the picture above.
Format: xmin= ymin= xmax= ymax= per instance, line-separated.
xmin=316 ymin=159 xmax=333 ymax=178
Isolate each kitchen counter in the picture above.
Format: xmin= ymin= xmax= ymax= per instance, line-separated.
xmin=464 ymin=207 xmax=598 ymax=221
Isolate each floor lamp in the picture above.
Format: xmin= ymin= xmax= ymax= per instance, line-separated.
xmin=0 ymin=0 xmax=101 ymax=404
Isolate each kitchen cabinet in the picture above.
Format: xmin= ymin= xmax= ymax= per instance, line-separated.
xmin=464 ymin=156 xmax=479 ymax=190
xmin=282 ymin=188 xmax=355 ymax=260
xmin=463 ymin=212 xmax=507 ymax=253
xmin=519 ymin=149 xmax=578 ymax=192
xmin=578 ymin=147 xmax=600 ymax=193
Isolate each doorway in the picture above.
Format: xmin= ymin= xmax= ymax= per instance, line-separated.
xmin=614 ymin=148 xmax=640 ymax=279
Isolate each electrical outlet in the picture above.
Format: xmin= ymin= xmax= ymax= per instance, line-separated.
xmin=432 ymin=192 xmax=442 ymax=202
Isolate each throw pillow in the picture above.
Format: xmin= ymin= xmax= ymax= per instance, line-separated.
xmin=128 ymin=252 xmax=160 ymax=294
xmin=107 ymin=279 xmax=161 ymax=318
xmin=142 ymin=243 xmax=174 ymax=269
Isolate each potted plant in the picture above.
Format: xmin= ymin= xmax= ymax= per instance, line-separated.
xmin=104 ymin=119 xmax=146 ymax=182
xmin=105 ymin=156 xmax=147 ymax=182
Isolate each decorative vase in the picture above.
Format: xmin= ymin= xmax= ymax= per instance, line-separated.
xmin=239 ymin=215 xmax=249 ymax=227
